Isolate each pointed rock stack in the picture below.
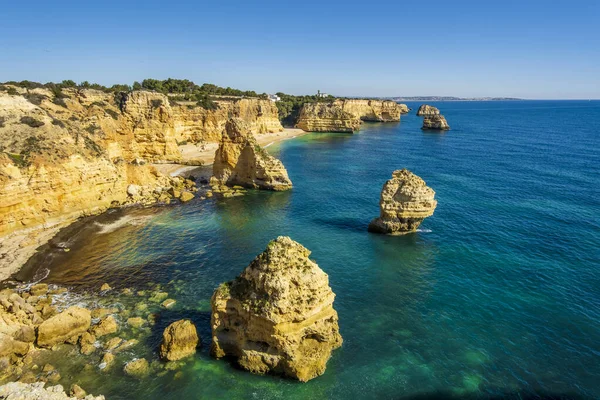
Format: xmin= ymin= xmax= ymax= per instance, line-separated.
xmin=211 ymin=118 xmax=292 ymax=191
xmin=417 ymin=104 xmax=450 ymax=130
xmin=210 ymin=236 xmax=342 ymax=382
xmin=368 ymin=169 xmax=437 ymax=234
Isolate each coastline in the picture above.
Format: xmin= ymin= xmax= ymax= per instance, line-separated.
xmin=152 ymin=128 xmax=307 ymax=177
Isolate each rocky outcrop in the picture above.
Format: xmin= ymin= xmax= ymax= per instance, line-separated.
xmin=368 ymin=169 xmax=437 ymax=234
xmin=398 ymin=104 xmax=410 ymax=114
xmin=211 ymin=118 xmax=292 ymax=191
xmin=295 ymin=102 xmax=361 ymax=132
xmin=422 ymin=115 xmax=450 ymax=130
xmin=159 ymin=320 xmax=199 ymax=361
xmin=0 ymin=382 xmax=104 ymax=400
xmin=211 ymin=236 xmax=342 ymax=382
xmin=416 ymin=104 xmax=440 ymax=116
xmin=335 ymin=99 xmax=402 ymax=122
xmin=37 ymin=307 xmax=91 ymax=348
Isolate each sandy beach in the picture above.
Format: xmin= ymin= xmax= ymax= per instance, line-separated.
xmin=152 ymin=128 xmax=308 ymax=177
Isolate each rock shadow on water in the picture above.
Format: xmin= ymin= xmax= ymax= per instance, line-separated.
xmin=312 ymin=216 xmax=368 ymax=233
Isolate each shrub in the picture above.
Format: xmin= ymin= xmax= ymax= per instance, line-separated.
xmin=150 ymin=99 xmax=163 ymax=108
xmin=85 ymin=125 xmax=98 ymax=134
xmin=105 ymin=109 xmax=120 ymax=120
xmin=20 ymin=116 xmax=45 ymax=128
xmin=196 ymin=94 xmax=218 ymax=110
xmin=53 ymin=97 xmax=68 ymax=108
xmin=24 ymin=93 xmax=46 ymax=106
xmin=51 ymin=119 xmax=66 ymax=128
xmin=7 ymin=87 xmax=18 ymax=95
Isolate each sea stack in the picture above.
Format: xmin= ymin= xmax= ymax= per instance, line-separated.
xmin=368 ymin=169 xmax=437 ymax=234
xmin=422 ymin=115 xmax=450 ymax=130
xmin=416 ymin=104 xmax=440 ymax=116
xmin=398 ymin=104 xmax=410 ymax=114
xmin=210 ymin=236 xmax=343 ymax=382
xmin=211 ymin=118 xmax=292 ymax=190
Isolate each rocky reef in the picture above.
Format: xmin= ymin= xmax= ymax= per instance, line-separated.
xmin=295 ymin=102 xmax=361 ymax=132
xmin=210 ymin=236 xmax=342 ymax=382
xmin=211 ymin=118 xmax=292 ymax=191
xmin=295 ymin=99 xmax=405 ymax=132
xmin=416 ymin=104 xmax=440 ymax=116
xmin=0 ymin=382 xmax=104 ymax=400
xmin=422 ymin=115 xmax=450 ymax=130
xmin=368 ymin=169 xmax=437 ymax=234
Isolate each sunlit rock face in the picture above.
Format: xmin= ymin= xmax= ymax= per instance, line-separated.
xmin=210 ymin=236 xmax=342 ymax=382
xmin=296 ymin=102 xmax=361 ymax=132
xmin=211 ymin=118 xmax=292 ymax=191
xmin=416 ymin=104 xmax=440 ymax=116
xmin=422 ymin=115 xmax=450 ymax=130
xmin=368 ymin=169 xmax=437 ymax=234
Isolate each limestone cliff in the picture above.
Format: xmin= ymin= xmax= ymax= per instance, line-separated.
xmin=295 ymin=102 xmax=361 ymax=132
xmin=422 ymin=115 xmax=450 ymax=130
xmin=172 ymin=98 xmax=283 ymax=144
xmin=368 ymin=169 xmax=437 ymax=234
xmin=416 ymin=104 xmax=440 ymax=116
xmin=211 ymin=236 xmax=342 ymax=382
xmin=211 ymin=118 xmax=292 ymax=191
xmin=398 ymin=103 xmax=410 ymax=114
xmin=335 ymin=99 xmax=403 ymax=122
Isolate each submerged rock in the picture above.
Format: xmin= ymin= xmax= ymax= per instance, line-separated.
xmin=91 ymin=315 xmax=118 ymax=338
xmin=37 ymin=306 xmax=91 ymax=348
xmin=422 ymin=115 xmax=450 ymax=130
xmin=211 ymin=118 xmax=292 ymax=191
xmin=211 ymin=236 xmax=342 ymax=382
xmin=123 ymin=358 xmax=150 ymax=378
xmin=159 ymin=320 xmax=199 ymax=361
xmin=368 ymin=169 xmax=437 ymax=234
xmin=416 ymin=104 xmax=440 ymax=116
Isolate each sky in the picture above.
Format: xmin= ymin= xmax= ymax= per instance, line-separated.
xmin=1 ymin=0 xmax=598 ymax=99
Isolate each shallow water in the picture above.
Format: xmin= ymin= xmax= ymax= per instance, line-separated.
xmin=18 ymin=101 xmax=600 ymax=399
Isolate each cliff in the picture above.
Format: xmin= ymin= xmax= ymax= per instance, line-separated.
xmin=335 ymin=99 xmax=403 ymax=122
xmin=368 ymin=169 xmax=437 ymax=234
xmin=172 ymin=98 xmax=283 ymax=144
xmin=295 ymin=103 xmax=361 ymax=133
xmin=211 ymin=119 xmax=292 ymax=191
xmin=296 ymin=99 xmax=404 ymax=132
xmin=211 ymin=236 xmax=342 ymax=381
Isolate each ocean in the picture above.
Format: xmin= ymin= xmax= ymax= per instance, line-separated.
xmin=18 ymin=100 xmax=600 ymax=399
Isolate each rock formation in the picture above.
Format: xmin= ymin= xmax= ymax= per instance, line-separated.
xmin=37 ymin=307 xmax=91 ymax=348
xmin=211 ymin=236 xmax=342 ymax=382
xmin=295 ymin=99 xmax=406 ymax=132
xmin=159 ymin=320 xmax=199 ymax=361
xmin=211 ymin=118 xmax=292 ymax=191
xmin=368 ymin=169 xmax=437 ymax=234
xmin=336 ymin=99 xmax=403 ymax=122
xmin=422 ymin=115 xmax=450 ymax=130
xmin=416 ymin=104 xmax=440 ymax=116
xmin=295 ymin=102 xmax=361 ymax=132
xmin=398 ymin=103 xmax=410 ymax=114
xmin=0 ymin=382 xmax=104 ymax=400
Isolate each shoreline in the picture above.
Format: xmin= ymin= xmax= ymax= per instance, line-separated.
xmin=152 ymin=128 xmax=307 ymax=177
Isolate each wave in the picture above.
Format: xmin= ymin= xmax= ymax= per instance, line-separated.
xmin=94 ymin=215 xmax=153 ymax=234
xmin=416 ymin=228 xmax=432 ymax=233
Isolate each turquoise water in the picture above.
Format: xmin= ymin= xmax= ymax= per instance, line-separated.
xmin=23 ymin=101 xmax=600 ymax=399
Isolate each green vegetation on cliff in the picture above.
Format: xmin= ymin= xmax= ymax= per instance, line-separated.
xmin=274 ymin=92 xmax=336 ymax=126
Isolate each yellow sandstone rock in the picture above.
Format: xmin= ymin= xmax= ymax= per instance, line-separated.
xmin=368 ymin=169 xmax=437 ymax=234
xmin=37 ymin=306 xmax=91 ymax=348
xmin=211 ymin=236 xmax=342 ymax=382
xmin=159 ymin=320 xmax=199 ymax=361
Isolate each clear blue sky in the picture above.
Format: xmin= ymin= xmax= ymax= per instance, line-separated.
xmin=1 ymin=0 xmax=598 ymax=99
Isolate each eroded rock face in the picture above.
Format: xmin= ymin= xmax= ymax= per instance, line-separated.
xmin=398 ymin=103 xmax=410 ymax=114
xmin=159 ymin=320 xmax=199 ymax=361
xmin=37 ymin=306 xmax=91 ymax=348
xmin=211 ymin=118 xmax=292 ymax=191
xmin=0 ymin=382 xmax=104 ymax=400
xmin=295 ymin=102 xmax=361 ymax=132
xmin=336 ymin=99 xmax=402 ymax=122
xmin=368 ymin=169 xmax=437 ymax=234
xmin=211 ymin=236 xmax=342 ymax=382
xmin=422 ymin=115 xmax=450 ymax=130
xmin=416 ymin=104 xmax=440 ymax=116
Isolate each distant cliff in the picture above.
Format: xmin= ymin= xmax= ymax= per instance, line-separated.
xmin=296 ymin=99 xmax=403 ymax=132
xmin=0 ymin=86 xmax=282 ymax=280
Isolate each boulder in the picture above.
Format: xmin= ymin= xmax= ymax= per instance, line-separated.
xmin=422 ymin=115 xmax=450 ymax=130
xmin=127 ymin=317 xmax=145 ymax=328
xmin=123 ymin=358 xmax=149 ymax=378
xmin=91 ymin=315 xmax=118 ymax=337
xmin=211 ymin=118 xmax=292 ymax=191
xmin=211 ymin=236 xmax=342 ymax=382
xmin=29 ymin=283 xmax=48 ymax=296
xmin=416 ymin=104 xmax=440 ymax=116
xmin=179 ymin=192 xmax=194 ymax=202
xmin=37 ymin=307 xmax=91 ymax=348
xmin=159 ymin=320 xmax=199 ymax=361
xmin=368 ymin=169 xmax=437 ymax=234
